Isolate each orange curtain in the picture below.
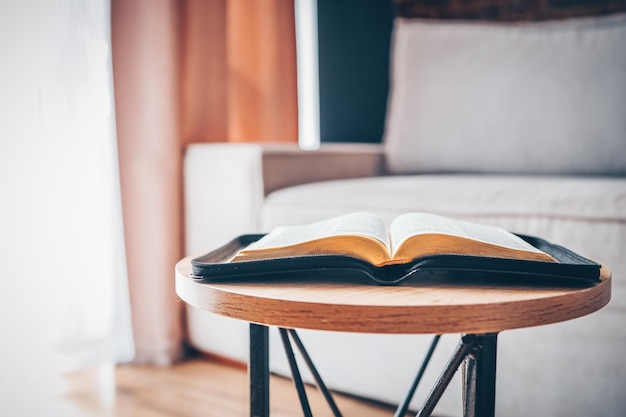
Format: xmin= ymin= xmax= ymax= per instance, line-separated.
xmin=181 ymin=0 xmax=298 ymax=144
xmin=112 ymin=0 xmax=297 ymax=365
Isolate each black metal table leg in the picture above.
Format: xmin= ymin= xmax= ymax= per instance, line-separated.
xmin=415 ymin=337 xmax=473 ymax=417
xmin=250 ymin=323 xmax=269 ymax=417
xmin=414 ymin=333 xmax=498 ymax=417
xmin=462 ymin=333 xmax=498 ymax=417
xmin=394 ymin=335 xmax=441 ymax=417
xmin=287 ymin=329 xmax=343 ymax=417
xmin=279 ymin=328 xmax=314 ymax=417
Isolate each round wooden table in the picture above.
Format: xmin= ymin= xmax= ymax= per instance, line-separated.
xmin=176 ymin=257 xmax=611 ymax=417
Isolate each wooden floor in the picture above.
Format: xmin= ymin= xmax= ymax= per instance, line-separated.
xmin=58 ymin=358 xmax=411 ymax=417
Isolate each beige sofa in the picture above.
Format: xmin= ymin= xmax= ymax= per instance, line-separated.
xmin=183 ymin=14 xmax=626 ymax=417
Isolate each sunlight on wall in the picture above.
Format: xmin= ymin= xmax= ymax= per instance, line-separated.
xmin=0 ymin=1 xmax=132 ymax=414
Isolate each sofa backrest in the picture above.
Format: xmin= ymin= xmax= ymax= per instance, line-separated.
xmin=383 ymin=13 xmax=626 ymax=175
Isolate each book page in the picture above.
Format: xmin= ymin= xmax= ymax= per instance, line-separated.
xmin=242 ymin=212 xmax=391 ymax=253
xmin=389 ymin=212 xmax=548 ymax=258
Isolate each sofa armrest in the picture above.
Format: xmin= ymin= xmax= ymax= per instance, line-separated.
xmin=183 ymin=142 xmax=385 ymax=255
xmin=184 ymin=144 xmax=265 ymax=254
xmin=261 ymin=143 xmax=385 ymax=195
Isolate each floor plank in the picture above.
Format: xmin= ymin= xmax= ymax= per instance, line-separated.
xmin=57 ymin=359 xmax=410 ymax=417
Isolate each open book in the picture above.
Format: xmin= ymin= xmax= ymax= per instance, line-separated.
xmin=232 ymin=212 xmax=556 ymax=266
xmin=191 ymin=212 xmax=601 ymax=285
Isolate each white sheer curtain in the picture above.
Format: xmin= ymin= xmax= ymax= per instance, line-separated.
xmin=0 ymin=0 xmax=133 ymax=414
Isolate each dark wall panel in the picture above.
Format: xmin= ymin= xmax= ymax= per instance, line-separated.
xmin=318 ymin=0 xmax=394 ymax=143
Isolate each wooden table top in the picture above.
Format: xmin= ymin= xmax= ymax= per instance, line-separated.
xmin=175 ymin=256 xmax=611 ymax=334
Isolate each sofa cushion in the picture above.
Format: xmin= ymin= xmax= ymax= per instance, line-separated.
xmin=383 ymin=14 xmax=626 ymax=175
xmin=262 ymin=175 xmax=626 ymax=227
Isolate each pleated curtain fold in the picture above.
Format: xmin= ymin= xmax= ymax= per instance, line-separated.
xmin=111 ymin=0 xmax=298 ymax=365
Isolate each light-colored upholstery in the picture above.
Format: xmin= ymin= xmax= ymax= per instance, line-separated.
xmin=183 ymin=13 xmax=626 ymax=417
xmin=385 ymin=14 xmax=626 ymax=175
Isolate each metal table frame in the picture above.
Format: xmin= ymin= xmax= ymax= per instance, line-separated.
xmin=249 ymin=324 xmax=497 ymax=417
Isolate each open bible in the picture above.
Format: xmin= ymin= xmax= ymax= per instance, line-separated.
xmin=191 ymin=212 xmax=601 ymax=285
xmin=232 ymin=212 xmax=555 ymax=266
